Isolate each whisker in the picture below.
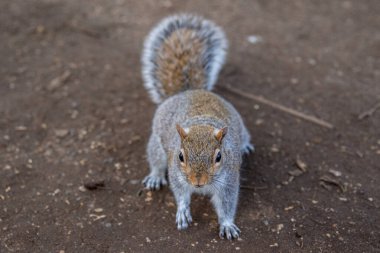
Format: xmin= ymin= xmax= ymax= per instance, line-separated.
xmin=212 ymin=178 xmax=235 ymax=188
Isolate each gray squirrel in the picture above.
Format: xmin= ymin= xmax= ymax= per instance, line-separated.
xmin=141 ymin=14 xmax=253 ymax=240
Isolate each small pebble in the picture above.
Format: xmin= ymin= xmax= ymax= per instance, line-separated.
xmin=52 ymin=189 xmax=60 ymax=196
xmin=15 ymin=126 xmax=27 ymax=131
xmin=270 ymin=145 xmax=279 ymax=153
xmin=247 ymin=35 xmax=263 ymax=44
xmin=129 ymin=179 xmax=140 ymax=185
xmin=145 ymin=191 xmax=153 ymax=202
xmin=55 ymin=129 xmax=69 ymax=138
xmin=36 ymin=25 xmax=45 ymax=34
xmin=295 ymin=158 xmax=307 ymax=172
xmin=276 ymin=224 xmax=284 ymax=234
xmin=114 ymin=163 xmax=122 ymax=170
xmin=284 ymin=206 xmax=294 ymax=211
xmin=329 ymin=169 xmax=342 ymax=177
xmin=255 ymin=119 xmax=264 ymax=125
xmin=290 ymin=78 xmax=299 ymax=84
xmin=308 ymin=58 xmax=316 ymax=65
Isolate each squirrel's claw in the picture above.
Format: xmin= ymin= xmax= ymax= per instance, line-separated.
xmin=176 ymin=207 xmax=192 ymax=230
xmin=142 ymin=174 xmax=167 ymax=191
xmin=219 ymin=223 xmax=241 ymax=240
xmin=243 ymin=143 xmax=255 ymax=154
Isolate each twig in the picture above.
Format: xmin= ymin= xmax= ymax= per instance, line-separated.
xmin=219 ymin=85 xmax=334 ymax=129
xmin=241 ymin=185 xmax=268 ymax=191
xmin=64 ymin=22 xmax=102 ymax=38
xmin=358 ymin=102 xmax=380 ymax=120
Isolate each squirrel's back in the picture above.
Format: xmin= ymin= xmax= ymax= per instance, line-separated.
xmin=142 ymin=14 xmax=228 ymax=104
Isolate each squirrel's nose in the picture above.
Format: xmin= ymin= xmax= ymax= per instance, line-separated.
xmin=195 ymin=174 xmax=207 ymax=187
xmin=189 ymin=173 xmax=208 ymax=187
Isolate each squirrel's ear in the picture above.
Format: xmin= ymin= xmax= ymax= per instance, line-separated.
xmin=176 ymin=124 xmax=189 ymax=139
xmin=214 ymin=127 xmax=228 ymax=142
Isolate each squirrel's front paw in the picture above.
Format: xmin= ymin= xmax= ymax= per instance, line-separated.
xmin=176 ymin=206 xmax=192 ymax=230
xmin=219 ymin=223 xmax=241 ymax=240
xmin=142 ymin=174 xmax=167 ymax=190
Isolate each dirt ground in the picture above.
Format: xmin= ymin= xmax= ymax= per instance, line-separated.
xmin=1 ymin=0 xmax=379 ymax=252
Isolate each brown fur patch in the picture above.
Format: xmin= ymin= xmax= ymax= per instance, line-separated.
xmin=156 ymin=28 xmax=206 ymax=96
xmin=188 ymin=90 xmax=230 ymax=119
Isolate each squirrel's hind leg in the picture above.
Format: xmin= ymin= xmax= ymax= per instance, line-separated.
xmin=142 ymin=133 xmax=168 ymax=190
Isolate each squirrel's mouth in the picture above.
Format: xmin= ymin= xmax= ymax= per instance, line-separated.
xmin=188 ymin=172 xmax=208 ymax=187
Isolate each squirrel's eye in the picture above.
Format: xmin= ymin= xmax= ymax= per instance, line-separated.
xmin=179 ymin=152 xmax=184 ymax=162
xmin=215 ymin=151 xmax=222 ymax=163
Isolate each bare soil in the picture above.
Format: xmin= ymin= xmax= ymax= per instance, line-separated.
xmin=1 ymin=0 xmax=379 ymax=252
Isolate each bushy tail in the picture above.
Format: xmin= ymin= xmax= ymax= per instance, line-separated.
xmin=141 ymin=14 xmax=228 ymax=104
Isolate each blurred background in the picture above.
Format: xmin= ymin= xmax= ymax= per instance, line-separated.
xmin=0 ymin=0 xmax=379 ymax=252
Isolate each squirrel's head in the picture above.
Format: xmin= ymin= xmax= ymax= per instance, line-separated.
xmin=176 ymin=124 xmax=227 ymax=188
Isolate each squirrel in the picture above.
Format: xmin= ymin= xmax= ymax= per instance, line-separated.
xmin=141 ymin=14 xmax=253 ymax=240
